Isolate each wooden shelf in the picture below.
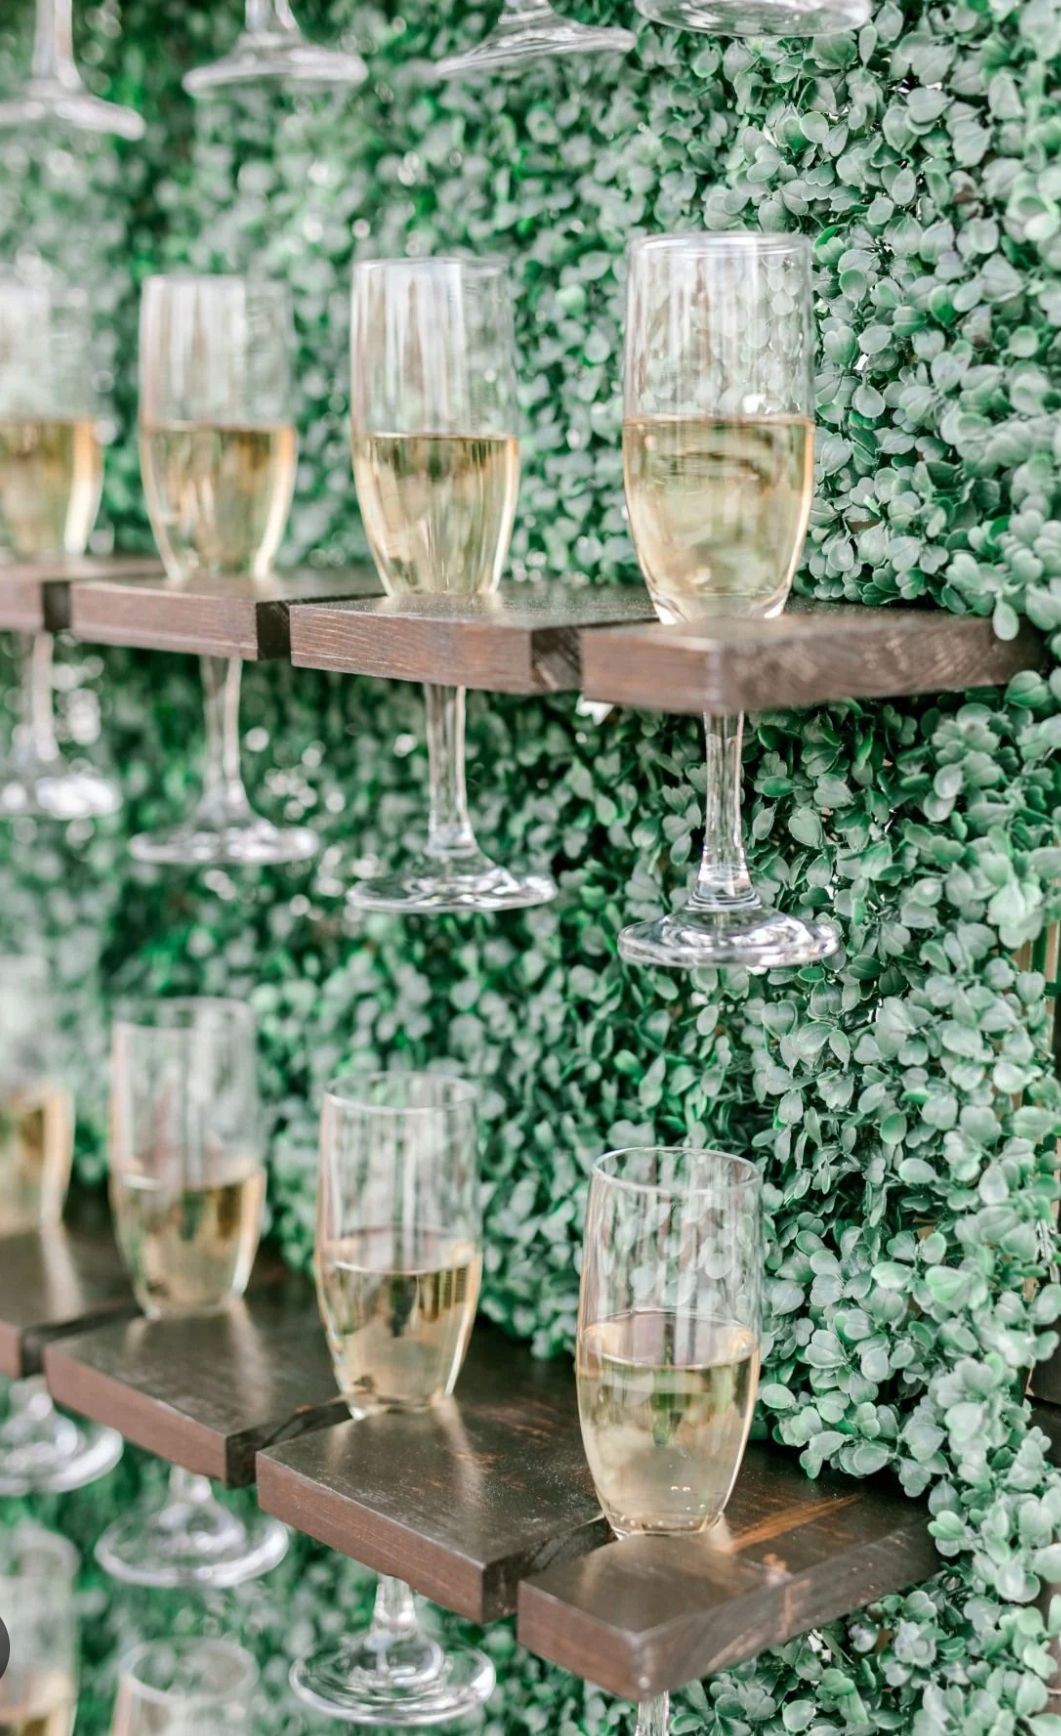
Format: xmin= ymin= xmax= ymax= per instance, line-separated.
xmin=289 ymin=584 xmax=655 ymax=694
xmin=43 ymin=1271 xmax=345 ymax=1486
xmin=69 ymin=565 xmax=380 ymax=660
xmin=0 ymin=556 xmax=163 ymax=634
xmin=580 ymin=601 xmax=1044 ymax=716
xmin=0 ymin=1211 xmax=137 ymax=1378
xmin=257 ymin=1331 xmax=608 ymax=1621
xmin=517 ymin=1443 xmax=936 ymax=1699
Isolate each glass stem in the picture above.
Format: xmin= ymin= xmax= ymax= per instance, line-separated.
xmin=32 ymin=0 xmax=79 ymax=86
xmin=635 ymin=1695 xmax=670 ymax=1736
xmin=372 ymin=1576 xmax=420 ymax=1637
xmin=690 ymin=710 xmax=758 ymax=911
xmin=198 ymin=655 xmax=250 ymax=824
xmin=423 ymin=683 xmax=479 ymax=861
xmin=168 ymin=1465 xmax=214 ymax=1505
xmin=18 ymin=633 xmax=59 ymax=765
xmin=500 ymin=0 xmax=559 ymax=18
xmin=243 ymin=0 xmax=301 ymax=36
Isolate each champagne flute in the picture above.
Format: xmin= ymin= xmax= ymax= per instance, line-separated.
xmin=0 ymin=1525 xmax=79 ymax=1736
xmin=633 ymin=0 xmax=869 ymax=33
xmin=110 ymin=1639 xmax=257 ymax=1736
xmin=619 ymin=231 xmax=838 ymax=970
xmin=0 ymin=0 xmax=145 ymax=138
xmin=290 ymin=1070 xmax=495 ymax=1725
xmin=577 ymin=1146 xmax=762 ymax=1736
xmin=132 ymin=273 xmax=318 ymax=867
xmin=184 ymin=0 xmax=367 ymax=95
xmin=438 ymin=0 xmax=634 ymax=75
xmin=95 ymin=997 xmax=288 ymax=1589
xmin=348 ymin=257 xmax=555 ymax=914
xmin=0 ymin=278 xmax=122 ymax=820
xmin=0 ymin=954 xmax=123 ymax=1499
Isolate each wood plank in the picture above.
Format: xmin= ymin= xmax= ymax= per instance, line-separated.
xmin=1030 ymin=1343 xmax=1061 ymax=1410
xmin=289 ymin=584 xmax=655 ymax=694
xmin=0 ymin=556 xmax=163 ymax=633
xmin=580 ymin=601 xmax=1044 ymax=716
xmin=70 ymin=566 xmax=381 ymax=660
xmin=43 ymin=1275 xmax=346 ymax=1486
xmin=0 ymin=1210 xmax=137 ymax=1378
xmin=256 ymin=1332 xmax=608 ymax=1620
xmin=517 ymin=1444 xmax=937 ymax=1698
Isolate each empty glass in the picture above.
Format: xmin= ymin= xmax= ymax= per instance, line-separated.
xmin=634 ymin=0 xmax=869 ymax=33
xmin=0 ymin=1525 xmax=79 ymax=1736
xmin=96 ymin=997 xmax=288 ymax=1589
xmin=291 ymin=1071 xmax=494 ymax=1726
xmin=0 ymin=278 xmax=123 ymax=820
xmin=438 ymin=0 xmax=634 ymax=75
xmin=184 ymin=0 xmax=367 ymax=95
xmin=110 ymin=1638 xmax=257 ymax=1736
xmin=0 ymin=0 xmax=145 ymax=137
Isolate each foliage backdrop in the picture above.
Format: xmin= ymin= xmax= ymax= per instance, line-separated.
xmin=1 ymin=0 xmax=1060 ymax=1730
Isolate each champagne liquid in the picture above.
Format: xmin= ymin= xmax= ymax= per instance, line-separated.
xmin=0 ymin=418 xmax=102 ymax=558
xmin=139 ymin=421 xmax=297 ymax=580
xmin=317 ymin=1227 xmax=482 ymax=1411
xmin=577 ymin=1311 xmax=759 ymax=1535
xmin=352 ymin=432 xmax=519 ymax=597
xmin=0 ymin=1673 xmax=76 ymax=1736
xmin=0 ymin=1081 xmax=74 ymax=1235
xmin=110 ymin=1163 xmax=265 ymax=1316
xmin=623 ymin=415 xmax=814 ymax=621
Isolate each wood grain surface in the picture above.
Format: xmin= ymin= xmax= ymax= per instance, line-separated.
xmin=517 ymin=1443 xmax=937 ymax=1698
xmin=580 ymin=601 xmax=1044 ymax=715
xmin=289 ymin=584 xmax=655 ymax=692
xmin=257 ymin=1330 xmax=608 ymax=1619
xmin=0 ymin=556 xmax=163 ymax=633
xmin=0 ymin=1209 xmax=137 ymax=1378
xmin=70 ymin=565 xmax=380 ymax=660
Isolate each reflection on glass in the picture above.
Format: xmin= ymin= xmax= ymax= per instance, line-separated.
xmin=110 ymin=1639 xmax=256 ymax=1736
xmin=184 ymin=0 xmax=367 ymax=95
xmin=634 ymin=0 xmax=869 ymax=35
xmin=438 ymin=0 xmax=634 ymax=76
xmin=0 ymin=0 xmax=145 ymax=138
xmin=0 ymin=1525 xmax=79 ymax=1736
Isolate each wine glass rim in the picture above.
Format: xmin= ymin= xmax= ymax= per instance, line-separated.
xmin=112 ymin=995 xmax=255 ymax=1032
xmin=118 ymin=1636 xmax=258 ymax=1705
xmin=592 ymin=1145 xmax=760 ymax=1195
xmin=324 ymin=1068 xmax=478 ymax=1115
xmin=142 ymin=272 xmax=287 ymax=296
xmin=629 ymin=229 xmax=810 ymax=256
xmin=351 ymin=254 xmax=508 ymax=279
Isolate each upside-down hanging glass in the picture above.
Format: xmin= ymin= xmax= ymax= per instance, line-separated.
xmin=0 ymin=0 xmax=145 ymax=137
xmin=183 ymin=0 xmax=367 ymax=95
xmin=578 ymin=1146 xmax=762 ymax=1736
xmin=619 ymin=231 xmax=839 ymax=970
xmin=438 ymin=0 xmax=634 ymax=76
xmin=96 ymin=997 xmax=288 ymax=1589
xmin=0 ymin=279 xmax=123 ymax=820
xmin=110 ymin=1638 xmax=257 ymax=1736
xmin=347 ymin=257 xmax=556 ymax=914
xmin=291 ymin=1071 xmax=494 ymax=1726
xmin=0 ymin=1526 xmax=80 ymax=1735
xmin=132 ymin=274 xmax=318 ymax=867
xmin=634 ymin=0 xmax=869 ymax=33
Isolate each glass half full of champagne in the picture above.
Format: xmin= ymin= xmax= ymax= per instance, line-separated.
xmin=0 ymin=1526 xmax=79 ymax=1736
xmin=0 ymin=955 xmax=73 ymax=1237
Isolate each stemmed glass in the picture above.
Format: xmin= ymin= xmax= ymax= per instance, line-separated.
xmin=291 ymin=1071 xmax=494 ymax=1725
xmin=0 ymin=1526 xmax=79 ymax=1736
xmin=438 ymin=0 xmax=634 ymax=76
xmin=132 ymin=274 xmax=318 ymax=867
xmin=619 ymin=231 xmax=838 ymax=970
xmin=111 ymin=1639 xmax=257 ymax=1736
xmin=0 ymin=279 xmax=123 ymax=820
xmin=0 ymin=0 xmax=145 ymax=137
xmin=0 ymin=954 xmax=123 ymax=1498
xmin=633 ymin=0 xmax=869 ymax=34
xmin=184 ymin=0 xmax=367 ymax=96
xmin=95 ymin=997 xmax=288 ymax=1589
xmin=348 ymin=257 xmax=555 ymax=914
xmin=577 ymin=1146 xmax=762 ymax=1736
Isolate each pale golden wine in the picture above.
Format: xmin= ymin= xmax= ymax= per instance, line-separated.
xmin=317 ymin=1227 xmax=481 ymax=1411
xmin=0 ymin=1082 xmax=74 ymax=1235
xmin=110 ymin=1163 xmax=265 ymax=1316
xmin=139 ymin=421 xmax=296 ymax=580
xmin=0 ymin=418 xmax=102 ymax=558
xmin=0 ymin=1674 xmax=77 ymax=1736
xmin=577 ymin=1311 xmax=759 ymax=1535
xmin=623 ymin=415 xmax=814 ymax=621
xmin=352 ymin=432 xmax=519 ymax=597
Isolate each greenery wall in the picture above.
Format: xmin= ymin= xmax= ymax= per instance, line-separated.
xmin=1 ymin=0 xmax=1059 ymax=1730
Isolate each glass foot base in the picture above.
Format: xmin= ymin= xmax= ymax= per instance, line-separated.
xmin=347 ymin=852 xmax=557 ymax=915
xmin=96 ymin=1493 xmax=289 ymax=1589
xmin=0 ymin=78 xmax=145 ymax=138
xmin=438 ymin=15 xmax=634 ymax=74
xmin=130 ymin=813 xmax=319 ymax=868
xmin=184 ymin=37 xmax=368 ymax=93
xmin=0 ymin=1387 xmax=122 ymax=1496
xmin=634 ymin=0 xmax=869 ymax=31
xmin=0 ymin=763 xmax=122 ymax=821
xmin=619 ymin=902 xmax=839 ymax=971
xmin=291 ymin=1635 xmax=496 ymax=1727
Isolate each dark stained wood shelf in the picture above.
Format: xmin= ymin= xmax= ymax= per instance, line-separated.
xmin=517 ymin=1443 xmax=937 ymax=1699
xmin=43 ymin=1273 xmax=347 ymax=1486
xmin=0 ymin=556 xmax=163 ymax=634
xmin=257 ymin=1331 xmax=608 ymax=1621
xmin=289 ymin=584 xmax=655 ymax=694
xmin=1030 ymin=1342 xmax=1061 ymax=1410
xmin=0 ymin=1212 xmax=137 ymax=1378
xmin=69 ymin=565 xmax=381 ymax=661
xmin=581 ymin=601 xmax=1044 ymax=716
